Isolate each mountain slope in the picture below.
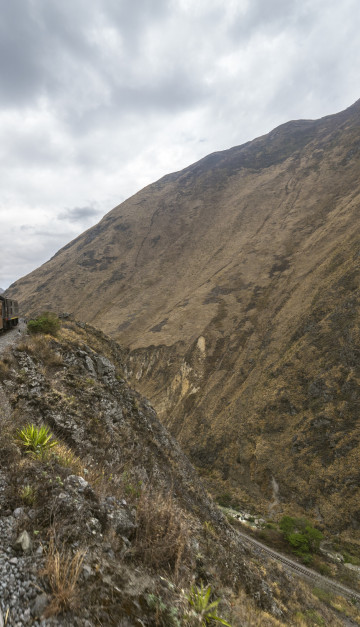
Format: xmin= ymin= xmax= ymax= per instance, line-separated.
xmin=4 ymin=320 xmax=353 ymax=625
xmin=8 ymin=100 xmax=360 ymax=534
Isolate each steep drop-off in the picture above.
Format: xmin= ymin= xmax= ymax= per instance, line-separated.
xmin=8 ymin=100 xmax=360 ymax=534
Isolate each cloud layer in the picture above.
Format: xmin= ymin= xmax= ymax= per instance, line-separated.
xmin=1 ymin=0 xmax=359 ymax=288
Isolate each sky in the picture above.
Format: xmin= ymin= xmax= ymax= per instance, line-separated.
xmin=1 ymin=0 xmax=359 ymax=289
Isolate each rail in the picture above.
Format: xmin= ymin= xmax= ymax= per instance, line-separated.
xmin=236 ymin=529 xmax=360 ymax=603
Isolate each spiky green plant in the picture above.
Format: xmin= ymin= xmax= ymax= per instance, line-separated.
xmin=20 ymin=484 xmax=37 ymax=505
xmin=186 ymin=582 xmax=231 ymax=626
xmin=17 ymin=424 xmax=58 ymax=459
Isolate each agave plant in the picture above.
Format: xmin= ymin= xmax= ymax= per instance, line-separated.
xmin=17 ymin=424 xmax=58 ymax=459
xmin=187 ymin=582 xmax=231 ymax=626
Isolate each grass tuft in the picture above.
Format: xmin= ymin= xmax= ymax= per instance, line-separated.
xmin=41 ymin=536 xmax=86 ymax=616
xmin=133 ymin=490 xmax=189 ymax=578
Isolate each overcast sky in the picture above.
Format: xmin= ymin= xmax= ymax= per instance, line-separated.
xmin=1 ymin=0 xmax=359 ymax=289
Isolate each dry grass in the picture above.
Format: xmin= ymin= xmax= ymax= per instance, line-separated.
xmin=0 ymin=359 xmax=10 ymax=381
xmin=41 ymin=535 xmax=86 ymax=616
xmin=16 ymin=334 xmax=63 ymax=369
xmin=53 ymin=442 xmax=84 ymax=475
xmin=133 ymin=490 xmax=190 ymax=578
xmin=0 ymin=348 xmax=14 ymax=381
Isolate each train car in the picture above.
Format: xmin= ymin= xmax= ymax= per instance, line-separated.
xmin=0 ymin=295 xmax=19 ymax=331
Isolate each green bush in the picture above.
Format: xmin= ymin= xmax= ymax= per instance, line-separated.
xmin=279 ymin=515 xmax=296 ymax=536
xmin=304 ymin=524 xmax=323 ymax=552
xmin=28 ymin=312 xmax=60 ymax=336
xmin=280 ymin=516 xmax=323 ymax=559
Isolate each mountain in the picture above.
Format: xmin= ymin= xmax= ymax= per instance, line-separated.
xmin=3 ymin=320 xmax=354 ymax=625
xmin=7 ymin=100 xmax=360 ymax=536
xmin=0 ymin=288 xmax=4 ymax=294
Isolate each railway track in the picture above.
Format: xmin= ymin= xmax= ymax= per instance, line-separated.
xmin=236 ymin=529 xmax=360 ymax=603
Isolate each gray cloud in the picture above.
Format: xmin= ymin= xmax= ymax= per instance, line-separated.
xmin=1 ymin=0 xmax=359 ymax=288
xmin=58 ymin=206 xmax=102 ymax=222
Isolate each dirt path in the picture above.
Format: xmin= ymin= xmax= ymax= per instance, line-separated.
xmin=0 ymin=320 xmax=27 ymax=355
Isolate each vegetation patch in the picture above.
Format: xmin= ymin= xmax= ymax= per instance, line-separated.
xmin=28 ymin=311 xmax=61 ymax=336
xmin=132 ymin=491 xmax=190 ymax=578
xmin=41 ymin=536 xmax=86 ymax=616
xmin=279 ymin=516 xmax=323 ymax=563
xmin=16 ymin=424 xmax=59 ymax=460
xmin=186 ymin=582 xmax=231 ymax=626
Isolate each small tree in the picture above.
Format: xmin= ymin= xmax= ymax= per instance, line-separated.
xmin=280 ymin=516 xmax=323 ymax=559
xmin=304 ymin=524 xmax=323 ymax=552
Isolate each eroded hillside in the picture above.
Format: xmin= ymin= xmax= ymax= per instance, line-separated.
xmin=2 ymin=321 xmax=356 ymax=626
xmin=7 ymin=99 xmax=360 ymax=536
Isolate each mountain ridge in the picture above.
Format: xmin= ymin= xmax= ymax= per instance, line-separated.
xmin=7 ymin=99 xmax=360 ymax=537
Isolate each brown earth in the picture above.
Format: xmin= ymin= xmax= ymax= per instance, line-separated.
xmin=7 ymin=99 xmax=360 ymax=535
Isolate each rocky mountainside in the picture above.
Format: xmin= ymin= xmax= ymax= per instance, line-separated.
xmin=2 ymin=320 xmax=354 ymax=626
xmin=7 ymin=100 xmax=360 ymax=537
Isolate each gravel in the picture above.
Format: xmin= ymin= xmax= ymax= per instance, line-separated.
xmin=0 ymin=513 xmax=46 ymax=625
xmin=0 ymin=321 xmax=27 ymax=356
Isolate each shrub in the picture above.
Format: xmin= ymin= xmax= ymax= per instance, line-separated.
xmin=215 ymin=493 xmax=240 ymax=510
xmin=133 ymin=491 xmax=189 ymax=577
xmin=216 ymin=493 xmax=233 ymax=508
xmin=20 ymin=484 xmax=37 ymax=505
xmin=304 ymin=524 xmax=323 ymax=552
xmin=186 ymin=582 xmax=231 ymax=626
xmin=312 ymin=587 xmax=332 ymax=603
xmin=288 ymin=532 xmax=310 ymax=556
xmin=279 ymin=515 xmax=296 ymax=536
xmin=280 ymin=516 xmax=323 ymax=558
xmin=28 ymin=312 xmax=60 ymax=337
xmin=17 ymin=424 xmax=58 ymax=459
xmin=146 ymin=594 xmax=181 ymax=627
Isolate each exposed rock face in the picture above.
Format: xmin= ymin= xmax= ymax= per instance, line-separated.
xmin=7 ymin=100 xmax=360 ymax=532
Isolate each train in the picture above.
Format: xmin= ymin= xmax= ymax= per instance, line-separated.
xmin=0 ymin=295 xmax=19 ymax=331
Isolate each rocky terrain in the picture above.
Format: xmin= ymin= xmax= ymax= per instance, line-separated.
xmin=1 ymin=320 xmax=359 ymax=625
xmin=6 ymin=99 xmax=360 ymax=537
